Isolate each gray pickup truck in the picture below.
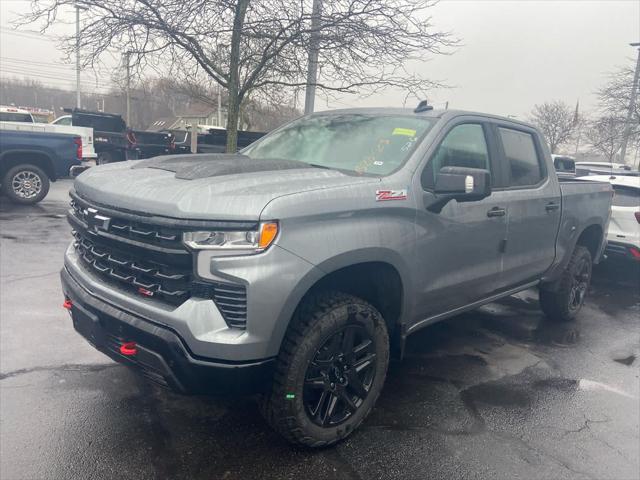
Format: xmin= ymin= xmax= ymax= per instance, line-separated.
xmin=61 ymin=106 xmax=612 ymax=447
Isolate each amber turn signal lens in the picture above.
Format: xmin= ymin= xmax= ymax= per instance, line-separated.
xmin=258 ymin=222 xmax=278 ymax=250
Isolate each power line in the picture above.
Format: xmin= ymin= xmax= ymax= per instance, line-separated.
xmin=0 ymin=72 xmax=114 ymax=93
xmin=0 ymin=67 xmax=112 ymax=87
xmin=0 ymin=57 xmax=114 ymax=77
xmin=0 ymin=26 xmax=62 ymax=40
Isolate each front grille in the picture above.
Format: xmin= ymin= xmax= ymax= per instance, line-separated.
xmin=68 ymin=193 xmax=248 ymax=328
xmin=73 ymin=230 xmax=191 ymax=305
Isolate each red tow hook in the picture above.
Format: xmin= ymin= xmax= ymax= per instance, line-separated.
xmin=120 ymin=342 xmax=138 ymax=356
xmin=62 ymin=299 xmax=73 ymax=310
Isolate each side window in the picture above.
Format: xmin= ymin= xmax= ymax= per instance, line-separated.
xmin=422 ymin=123 xmax=490 ymax=189
xmin=499 ymin=128 xmax=543 ymax=187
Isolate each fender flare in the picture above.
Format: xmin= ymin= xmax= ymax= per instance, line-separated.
xmin=270 ymin=247 xmax=413 ymax=356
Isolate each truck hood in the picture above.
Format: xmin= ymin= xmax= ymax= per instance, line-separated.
xmin=74 ymin=155 xmax=377 ymax=221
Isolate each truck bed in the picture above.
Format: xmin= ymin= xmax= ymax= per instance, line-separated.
xmin=554 ymin=178 xmax=613 ymax=267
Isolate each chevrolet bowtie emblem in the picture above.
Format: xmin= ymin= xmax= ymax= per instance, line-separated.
xmin=84 ymin=207 xmax=111 ymax=233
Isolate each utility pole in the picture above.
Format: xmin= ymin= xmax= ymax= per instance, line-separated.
xmin=124 ymin=51 xmax=131 ymax=125
xmin=619 ymin=42 xmax=640 ymax=166
xmin=304 ymin=0 xmax=322 ymax=115
xmin=217 ymin=83 xmax=222 ymax=126
xmin=74 ymin=4 xmax=86 ymax=108
xmin=190 ymin=124 xmax=198 ymax=153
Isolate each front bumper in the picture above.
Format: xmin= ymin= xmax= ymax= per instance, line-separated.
xmin=61 ymin=267 xmax=275 ymax=394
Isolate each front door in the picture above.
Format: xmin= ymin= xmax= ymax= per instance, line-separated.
xmin=412 ymin=121 xmax=509 ymax=321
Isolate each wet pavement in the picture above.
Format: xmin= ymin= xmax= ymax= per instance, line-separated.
xmin=1 ymin=180 xmax=639 ymax=480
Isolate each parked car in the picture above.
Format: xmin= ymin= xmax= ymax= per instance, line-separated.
xmin=581 ymin=174 xmax=640 ymax=261
xmin=0 ymin=106 xmax=34 ymax=123
xmin=129 ymin=129 xmax=174 ymax=159
xmin=0 ymin=129 xmax=82 ymax=203
xmin=575 ymin=161 xmax=639 ymax=177
xmin=53 ymin=109 xmax=135 ymax=164
xmin=60 ymin=105 xmax=612 ymax=447
xmin=55 ymin=109 xmax=174 ymax=163
xmin=1 ymin=118 xmax=97 ymax=163
xmin=167 ymin=127 xmax=265 ymax=154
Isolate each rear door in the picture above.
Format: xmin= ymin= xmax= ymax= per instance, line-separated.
xmin=494 ymin=124 xmax=562 ymax=288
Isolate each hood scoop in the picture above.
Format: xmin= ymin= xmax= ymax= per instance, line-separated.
xmin=131 ymin=154 xmax=313 ymax=180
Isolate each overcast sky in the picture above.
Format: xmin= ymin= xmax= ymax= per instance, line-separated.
xmin=1 ymin=0 xmax=639 ymax=118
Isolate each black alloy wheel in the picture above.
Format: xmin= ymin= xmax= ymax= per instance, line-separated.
xmin=303 ymin=324 xmax=377 ymax=427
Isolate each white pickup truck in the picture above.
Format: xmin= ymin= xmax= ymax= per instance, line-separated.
xmin=0 ymin=107 xmax=97 ymax=162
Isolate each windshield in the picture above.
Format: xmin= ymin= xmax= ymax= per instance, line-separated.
xmin=243 ymin=114 xmax=436 ymax=176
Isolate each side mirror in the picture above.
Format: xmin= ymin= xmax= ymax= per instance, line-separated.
xmin=427 ymin=166 xmax=491 ymax=213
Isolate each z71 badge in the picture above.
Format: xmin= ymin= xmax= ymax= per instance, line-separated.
xmin=376 ymin=189 xmax=408 ymax=201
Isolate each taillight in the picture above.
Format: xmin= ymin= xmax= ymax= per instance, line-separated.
xmin=635 ymin=212 xmax=640 ymax=224
xmin=73 ymin=137 xmax=82 ymax=160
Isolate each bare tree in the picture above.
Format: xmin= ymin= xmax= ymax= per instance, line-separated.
xmin=20 ymin=0 xmax=454 ymax=152
xmin=529 ymin=101 xmax=577 ymax=153
xmin=596 ymin=61 xmax=639 ymax=125
xmin=585 ymin=116 xmax=625 ymax=162
xmin=594 ymin=61 xmax=640 ymax=164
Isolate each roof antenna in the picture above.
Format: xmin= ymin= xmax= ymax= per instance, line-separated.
xmin=414 ymin=100 xmax=433 ymax=113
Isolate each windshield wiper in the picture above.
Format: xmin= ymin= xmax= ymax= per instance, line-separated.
xmin=307 ymin=163 xmax=332 ymax=170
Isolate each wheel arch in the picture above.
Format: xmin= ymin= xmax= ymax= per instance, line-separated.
xmin=0 ymin=150 xmax=56 ymax=181
xmin=575 ymin=223 xmax=604 ymax=261
xmin=277 ymin=249 xmax=412 ymax=359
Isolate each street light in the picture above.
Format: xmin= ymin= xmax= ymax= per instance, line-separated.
xmin=618 ymin=42 xmax=640 ymax=166
xmin=74 ymin=3 xmax=88 ymax=109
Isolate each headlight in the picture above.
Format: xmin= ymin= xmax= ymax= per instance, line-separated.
xmin=183 ymin=222 xmax=278 ymax=253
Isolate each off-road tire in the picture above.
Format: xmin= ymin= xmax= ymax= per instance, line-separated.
xmin=260 ymin=291 xmax=390 ymax=447
xmin=3 ymin=164 xmax=50 ymax=205
xmin=540 ymin=245 xmax=592 ymax=322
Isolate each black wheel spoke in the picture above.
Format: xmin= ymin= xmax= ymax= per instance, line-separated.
xmin=353 ymin=338 xmax=372 ymax=356
xmin=347 ymin=374 xmax=369 ymax=399
xmin=321 ymin=394 xmax=339 ymax=426
xmin=353 ymin=352 xmax=376 ymax=373
xmin=311 ymin=390 xmax=329 ymax=419
xmin=305 ymin=375 xmax=325 ymax=389
xmin=337 ymin=389 xmax=358 ymax=412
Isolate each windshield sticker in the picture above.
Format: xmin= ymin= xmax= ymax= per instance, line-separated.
xmin=392 ymin=127 xmax=416 ymax=137
xmin=376 ymin=189 xmax=408 ymax=201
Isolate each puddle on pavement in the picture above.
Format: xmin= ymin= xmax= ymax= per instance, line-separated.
xmin=461 ymin=382 xmax=531 ymax=408
xmin=534 ymin=321 xmax=580 ymax=346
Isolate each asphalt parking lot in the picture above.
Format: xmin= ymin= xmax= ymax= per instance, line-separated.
xmin=1 ymin=180 xmax=639 ymax=480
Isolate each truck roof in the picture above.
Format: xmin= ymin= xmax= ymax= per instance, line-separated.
xmin=310 ymin=107 xmax=536 ymax=130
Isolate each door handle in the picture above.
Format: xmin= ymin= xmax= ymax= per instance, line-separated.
xmin=487 ymin=207 xmax=506 ymax=218
xmin=545 ymin=202 xmax=560 ymax=212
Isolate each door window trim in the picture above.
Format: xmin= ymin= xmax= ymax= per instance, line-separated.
xmin=420 ymin=121 xmax=498 ymax=192
xmin=493 ymin=123 xmax=549 ymax=191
